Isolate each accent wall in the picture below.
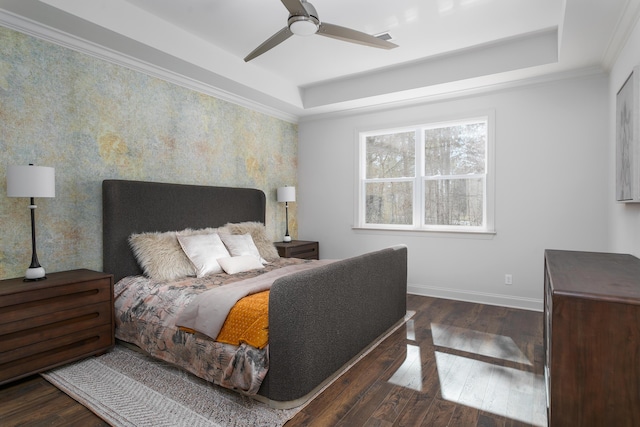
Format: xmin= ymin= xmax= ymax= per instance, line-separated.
xmin=0 ymin=26 xmax=298 ymax=280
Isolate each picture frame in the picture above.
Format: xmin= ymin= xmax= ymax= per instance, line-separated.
xmin=616 ymin=66 xmax=640 ymax=202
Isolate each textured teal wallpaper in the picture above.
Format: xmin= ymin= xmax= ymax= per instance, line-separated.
xmin=0 ymin=26 xmax=298 ymax=280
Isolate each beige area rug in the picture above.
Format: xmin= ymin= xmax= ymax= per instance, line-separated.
xmin=42 ymin=312 xmax=414 ymax=427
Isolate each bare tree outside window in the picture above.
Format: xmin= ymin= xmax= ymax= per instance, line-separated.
xmin=366 ymin=181 xmax=413 ymax=224
xmin=365 ymin=131 xmax=414 ymax=225
xmin=424 ymin=122 xmax=486 ymax=227
xmin=360 ymin=117 xmax=491 ymax=231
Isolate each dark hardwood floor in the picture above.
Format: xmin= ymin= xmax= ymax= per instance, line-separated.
xmin=0 ymin=374 xmax=109 ymax=426
xmin=0 ymin=295 xmax=545 ymax=427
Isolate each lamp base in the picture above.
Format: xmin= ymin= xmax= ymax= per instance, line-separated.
xmin=283 ymin=235 xmax=292 ymax=243
xmin=24 ymin=266 xmax=46 ymax=281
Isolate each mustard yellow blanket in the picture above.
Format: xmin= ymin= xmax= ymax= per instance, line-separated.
xmin=216 ymin=290 xmax=270 ymax=349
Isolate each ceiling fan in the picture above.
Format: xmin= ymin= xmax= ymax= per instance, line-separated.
xmin=244 ymin=0 xmax=398 ymax=62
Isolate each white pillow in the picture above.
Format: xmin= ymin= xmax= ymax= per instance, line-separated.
xmin=217 ymin=255 xmax=265 ymax=275
xmin=219 ymin=233 xmax=267 ymax=264
xmin=220 ymin=222 xmax=280 ymax=262
xmin=177 ymin=233 xmax=231 ymax=277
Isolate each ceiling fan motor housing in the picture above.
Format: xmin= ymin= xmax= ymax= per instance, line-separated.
xmin=288 ymin=1 xmax=319 ymax=36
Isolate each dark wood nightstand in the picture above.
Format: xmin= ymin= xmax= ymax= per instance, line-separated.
xmin=274 ymin=240 xmax=319 ymax=260
xmin=0 ymin=269 xmax=114 ymax=385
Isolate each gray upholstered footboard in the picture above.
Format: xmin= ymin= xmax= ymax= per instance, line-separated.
xmin=258 ymin=245 xmax=408 ymax=403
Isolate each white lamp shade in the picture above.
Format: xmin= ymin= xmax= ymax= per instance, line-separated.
xmin=7 ymin=165 xmax=56 ymax=198
xmin=277 ymin=186 xmax=296 ymax=203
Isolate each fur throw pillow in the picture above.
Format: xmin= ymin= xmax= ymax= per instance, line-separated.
xmin=129 ymin=227 xmax=217 ymax=281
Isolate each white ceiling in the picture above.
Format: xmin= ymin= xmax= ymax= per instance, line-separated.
xmin=0 ymin=0 xmax=637 ymax=121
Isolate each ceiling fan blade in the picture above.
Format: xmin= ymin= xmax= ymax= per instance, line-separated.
xmin=244 ymin=27 xmax=293 ymax=62
xmin=318 ymin=22 xmax=398 ymax=50
xmin=280 ymin=0 xmax=309 ymax=17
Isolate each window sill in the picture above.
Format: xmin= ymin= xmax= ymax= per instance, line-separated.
xmin=352 ymin=226 xmax=496 ymax=239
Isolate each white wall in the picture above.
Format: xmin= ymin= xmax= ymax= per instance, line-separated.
xmin=609 ymin=18 xmax=640 ymax=256
xmin=298 ymin=74 xmax=609 ymax=311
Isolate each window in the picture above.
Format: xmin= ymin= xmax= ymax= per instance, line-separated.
xmin=357 ymin=113 xmax=494 ymax=233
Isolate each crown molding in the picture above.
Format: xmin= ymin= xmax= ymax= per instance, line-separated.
xmin=602 ymin=0 xmax=640 ymax=69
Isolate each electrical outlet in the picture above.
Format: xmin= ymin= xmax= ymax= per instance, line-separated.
xmin=505 ymin=274 xmax=513 ymax=285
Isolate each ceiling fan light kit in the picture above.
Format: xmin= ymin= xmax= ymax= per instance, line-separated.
xmin=289 ymin=16 xmax=319 ymax=36
xmin=244 ymin=0 xmax=398 ymax=62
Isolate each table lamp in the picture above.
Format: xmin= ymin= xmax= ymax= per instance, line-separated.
xmin=7 ymin=164 xmax=56 ymax=281
xmin=277 ymin=186 xmax=295 ymax=242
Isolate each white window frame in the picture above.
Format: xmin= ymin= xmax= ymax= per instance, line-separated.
xmin=355 ymin=111 xmax=495 ymax=234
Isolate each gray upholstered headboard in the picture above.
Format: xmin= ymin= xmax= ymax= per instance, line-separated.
xmin=102 ymin=180 xmax=266 ymax=283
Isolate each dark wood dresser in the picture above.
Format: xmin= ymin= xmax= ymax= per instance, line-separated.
xmin=544 ymin=250 xmax=640 ymax=427
xmin=0 ymin=269 xmax=114 ymax=385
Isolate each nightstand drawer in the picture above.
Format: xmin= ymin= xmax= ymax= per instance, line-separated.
xmin=288 ymin=244 xmax=318 ymax=259
xmin=0 ymin=301 xmax=112 ymax=346
xmin=0 ymin=324 xmax=113 ymax=383
xmin=0 ymin=278 xmax=111 ymax=321
xmin=275 ymin=240 xmax=319 ymax=260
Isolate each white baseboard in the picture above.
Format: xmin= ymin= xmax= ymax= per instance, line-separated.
xmin=408 ymin=283 xmax=543 ymax=312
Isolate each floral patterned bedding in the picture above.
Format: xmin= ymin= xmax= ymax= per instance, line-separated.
xmin=113 ymin=257 xmax=310 ymax=395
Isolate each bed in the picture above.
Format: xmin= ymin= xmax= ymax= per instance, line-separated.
xmin=102 ymin=179 xmax=407 ymax=407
